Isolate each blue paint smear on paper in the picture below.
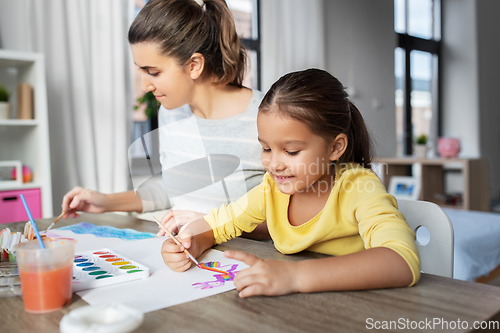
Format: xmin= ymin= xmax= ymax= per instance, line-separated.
xmin=58 ymin=222 xmax=155 ymax=241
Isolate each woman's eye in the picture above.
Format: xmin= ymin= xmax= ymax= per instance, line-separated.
xmin=287 ymin=151 xmax=299 ymax=156
xmin=148 ymin=72 xmax=159 ymax=77
xmin=262 ymin=148 xmax=271 ymax=153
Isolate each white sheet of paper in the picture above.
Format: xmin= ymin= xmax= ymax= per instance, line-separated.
xmin=77 ymin=249 xmax=248 ymax=313
xmin=48 ymin=226 xmax=249 ymax=312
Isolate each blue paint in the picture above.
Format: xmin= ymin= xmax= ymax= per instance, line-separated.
xmin=58 ymin=222 xmax=155 ymax=241
xmin=77 ymin=262 xmax=94 ymax=267
xmin=83 ymin=266 xmax=100 ymax=271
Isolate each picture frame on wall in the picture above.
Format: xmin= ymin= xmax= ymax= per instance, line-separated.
xmin=388 ymin=176 xmax=421 ymax=201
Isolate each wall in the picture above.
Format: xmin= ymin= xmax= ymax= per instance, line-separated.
xmin=323 ymin=0 xmax=396 ymax=158
xmin=260 ymin=0 xmax=325 ymax=91
xmin=0 ymin=1 xmax=34 ymax=50
xmin=442 ymin=0 xmax=500 ymax=200
xmin=441 ymin=0 xmax=480 ymax=158
xmin=476 ymin=0 xmax=500 ymax=201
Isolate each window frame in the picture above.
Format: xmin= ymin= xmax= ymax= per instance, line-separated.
xmin=396 ymin=0 xmax=442 ymax=155
xmin=239 ymin=0 xmax=261 ymax=91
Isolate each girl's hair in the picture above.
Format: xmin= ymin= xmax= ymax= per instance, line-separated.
xmin=128 ymin=0 xmax=246 ymax=87
xmin=259 ymin=68 xmax=372 ymax=168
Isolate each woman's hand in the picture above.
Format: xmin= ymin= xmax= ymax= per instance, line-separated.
xmin=161 ymin=229 xmax=198 ymax=272
xmin=61 ymin=187 xmax=109 ymax=218
xmin=157 ymin=210 xmax=205 ymax=237
xmin=224 ymin=251 xmax=300 ymax=298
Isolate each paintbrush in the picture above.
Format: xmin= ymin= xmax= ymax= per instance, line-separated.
xmin=45 ymin=188 xmax=90 ymax=233
xmin=152 ymin=216 xmax=199 ymax=266
xmin=44 ymin=211 xmax=65 ymax=232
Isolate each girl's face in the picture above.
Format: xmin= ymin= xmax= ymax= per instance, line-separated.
xmin=130 ymin=42 xmax=194 ymax=110
xmin=257 ymin=109 xmax=340 ymax=196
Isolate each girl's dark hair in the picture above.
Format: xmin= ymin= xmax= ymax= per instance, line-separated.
xmin=259 ymin=68 xmax=372 ymax=168
xmin=128 ymin=0 xmax=246 ymax=87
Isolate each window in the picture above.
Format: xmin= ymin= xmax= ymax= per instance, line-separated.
xmin=131 ymin=0 xmax=151 ymax=159
xmin=395 ymin=0 xmax=441 ymax=156
xmin=227 ymin=0 xmax=261 ymax=90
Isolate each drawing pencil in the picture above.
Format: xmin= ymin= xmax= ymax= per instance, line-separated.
xmin=152 ymin=216 xmax=199 ymax=266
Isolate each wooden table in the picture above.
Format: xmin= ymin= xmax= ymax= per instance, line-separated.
xmin=2 ymin=213 xmax=500 ymax=333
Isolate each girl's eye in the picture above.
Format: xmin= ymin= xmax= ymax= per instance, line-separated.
xmin=287 ymin=151 xmax=299 ymax=156
xmin=262 ymin=148 xmax=271 ymax=153
xmin=148 ymin=71 xmax=159 ymax=77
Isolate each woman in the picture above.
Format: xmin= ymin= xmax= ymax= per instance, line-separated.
xmin=62 ymin=0 xmax=269 ymax=239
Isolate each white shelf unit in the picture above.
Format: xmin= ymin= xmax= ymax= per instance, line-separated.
xmin=0 ymin=49 xmax=53 ymax=218
xmin=0 ymin=119 xmax=38 ymax=126
xmin=374 ymin=157 xmax=490 ymax=212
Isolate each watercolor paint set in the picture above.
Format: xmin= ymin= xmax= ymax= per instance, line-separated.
xmin=72 ymin=249 xmax=150 ymax=292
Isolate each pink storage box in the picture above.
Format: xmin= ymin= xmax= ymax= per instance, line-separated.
xmin=0 ymin=188 xmax=42 ymax=224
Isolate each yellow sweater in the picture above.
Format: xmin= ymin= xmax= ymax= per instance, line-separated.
xmin=204 ymin=164 xmax=421 ymax=286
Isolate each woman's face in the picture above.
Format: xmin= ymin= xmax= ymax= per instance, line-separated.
xmin=257 ymin=109 xmax=336 ymax=196
xmin=130 ymin=42 xmax=194 ymax=110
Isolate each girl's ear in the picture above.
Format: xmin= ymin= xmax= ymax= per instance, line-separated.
xmin=329 ymin=133 xmax=348 ymax=161
xmin=188 ymin=53 xmax=205 ymax=80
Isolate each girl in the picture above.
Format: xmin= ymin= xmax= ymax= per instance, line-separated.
xmin=62 ymin=0 xmax=269 ymax=239
xmin=161 ymin=69 xmax=420 ymax=297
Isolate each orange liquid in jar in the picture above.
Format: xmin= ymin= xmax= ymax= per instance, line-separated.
xmin=19 ymin=264 xmax=73 ymax=313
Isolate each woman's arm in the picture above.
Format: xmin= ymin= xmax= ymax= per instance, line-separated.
xmin=225 ymin=247 xmax=413 ymax=297
xmin=103 ymin=191 xmax=144 ymax=212
xmin=62 ymin=188 xmax=144 ymax=217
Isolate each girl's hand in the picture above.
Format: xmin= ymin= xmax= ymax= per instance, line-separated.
xmin=224 ymin=251 xmax=300 ymax=298
xmin=157 ymin=210 xmax=205 ymax=237
xmin=62 ymin=187 xmax=108 ymax=218
xmin=161 ymin=229 xmax=198 ymax=272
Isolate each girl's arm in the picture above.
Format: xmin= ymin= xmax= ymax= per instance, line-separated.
xmin=225 ymin=247 xmax=413 ymax=297
xmin=161 ymin=217 xmax=214 ymax=271
xmin=161 ymin=178 xmax=269 ymax=271
xmin=294 ymin=247 xmax=413 ymax=292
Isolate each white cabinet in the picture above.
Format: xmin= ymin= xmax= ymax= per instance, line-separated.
xmin=0 ymin=50 xmax=53 ymax=220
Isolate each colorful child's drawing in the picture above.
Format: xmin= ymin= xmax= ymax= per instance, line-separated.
xmin=56 ymin=222 xmax=155 ymax=241
xmin=192 ymin=261 xmax=240 ymax=289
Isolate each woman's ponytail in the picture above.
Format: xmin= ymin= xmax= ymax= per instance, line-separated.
xmin=204 ymin=0 xmax=247 ymax=86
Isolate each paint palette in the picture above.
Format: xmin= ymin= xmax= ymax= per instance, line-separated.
xmin=72 ymin=249 xmax=149 ymax=292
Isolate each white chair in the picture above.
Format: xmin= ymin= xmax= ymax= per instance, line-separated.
xmin=397 ymin=199 xmax=454 ymax=278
